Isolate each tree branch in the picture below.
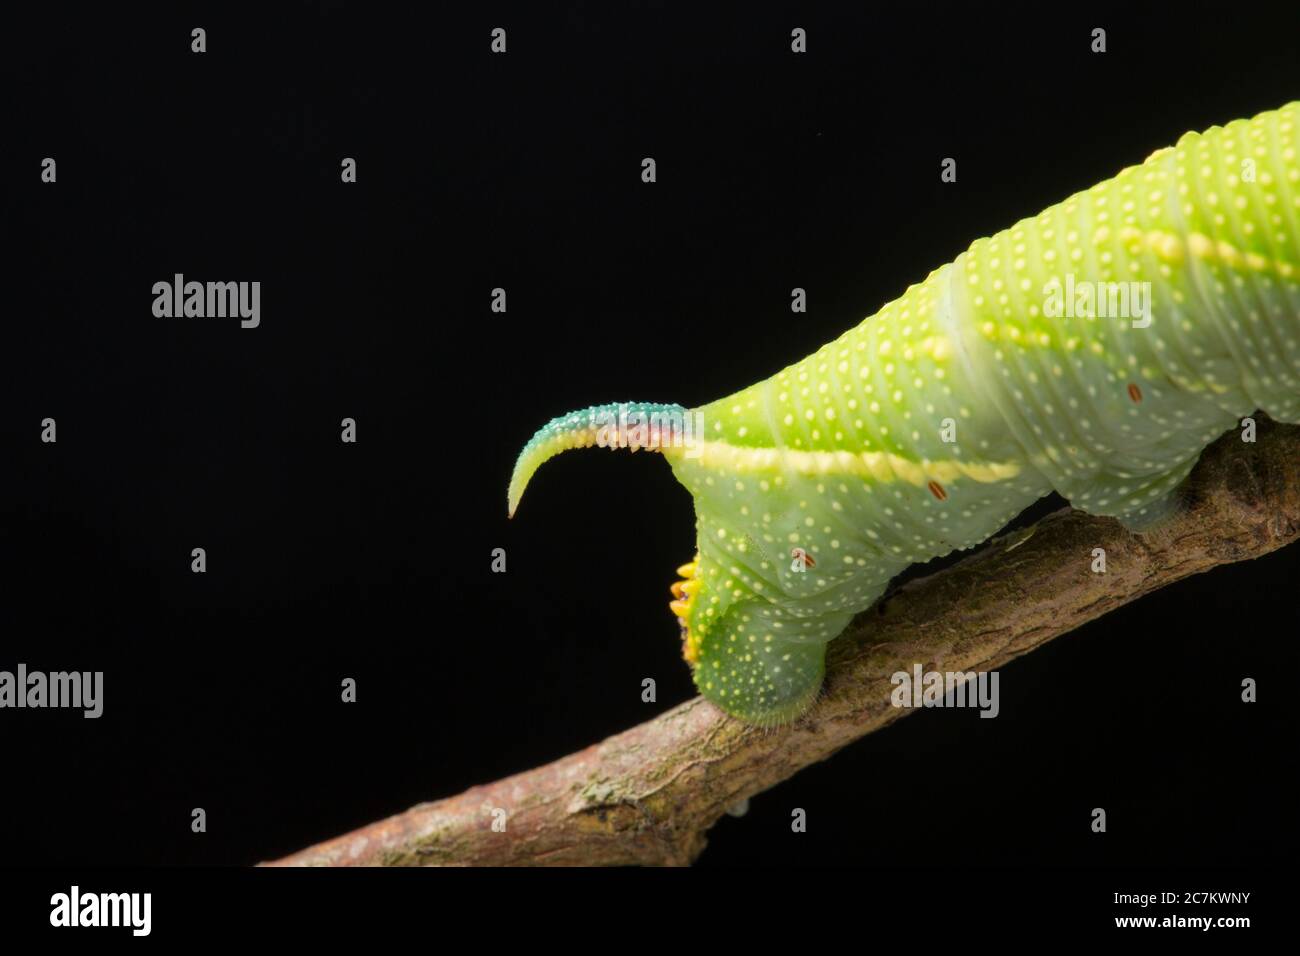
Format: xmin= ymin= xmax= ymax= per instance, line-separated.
xmin=263 ymin=418 xmax=1300 ymax=866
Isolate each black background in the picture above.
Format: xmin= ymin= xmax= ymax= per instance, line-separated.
xmin=1 ymin=0 xmax=1296 ymax=883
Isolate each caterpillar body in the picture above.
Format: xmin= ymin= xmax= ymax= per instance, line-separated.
xmin=509 ymin=102 xmax=1300 ymax=724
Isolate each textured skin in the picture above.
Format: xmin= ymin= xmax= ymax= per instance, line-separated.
xmin=511 ymin=102 xmax=1300 ymax=724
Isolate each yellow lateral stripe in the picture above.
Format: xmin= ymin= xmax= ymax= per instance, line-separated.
xmin=677 ymin=441 xmax=1020 ymax=486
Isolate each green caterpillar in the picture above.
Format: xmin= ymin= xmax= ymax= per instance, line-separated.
xmin=510 ymin=102 xmax=1300 ymax=724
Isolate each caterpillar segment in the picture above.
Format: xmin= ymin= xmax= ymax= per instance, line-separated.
xmin=510 ymin=102 xmax=1300 ymax=723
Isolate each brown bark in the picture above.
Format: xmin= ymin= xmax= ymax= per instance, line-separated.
xmin=263 ymin=418 xmax=1299 ymax=867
